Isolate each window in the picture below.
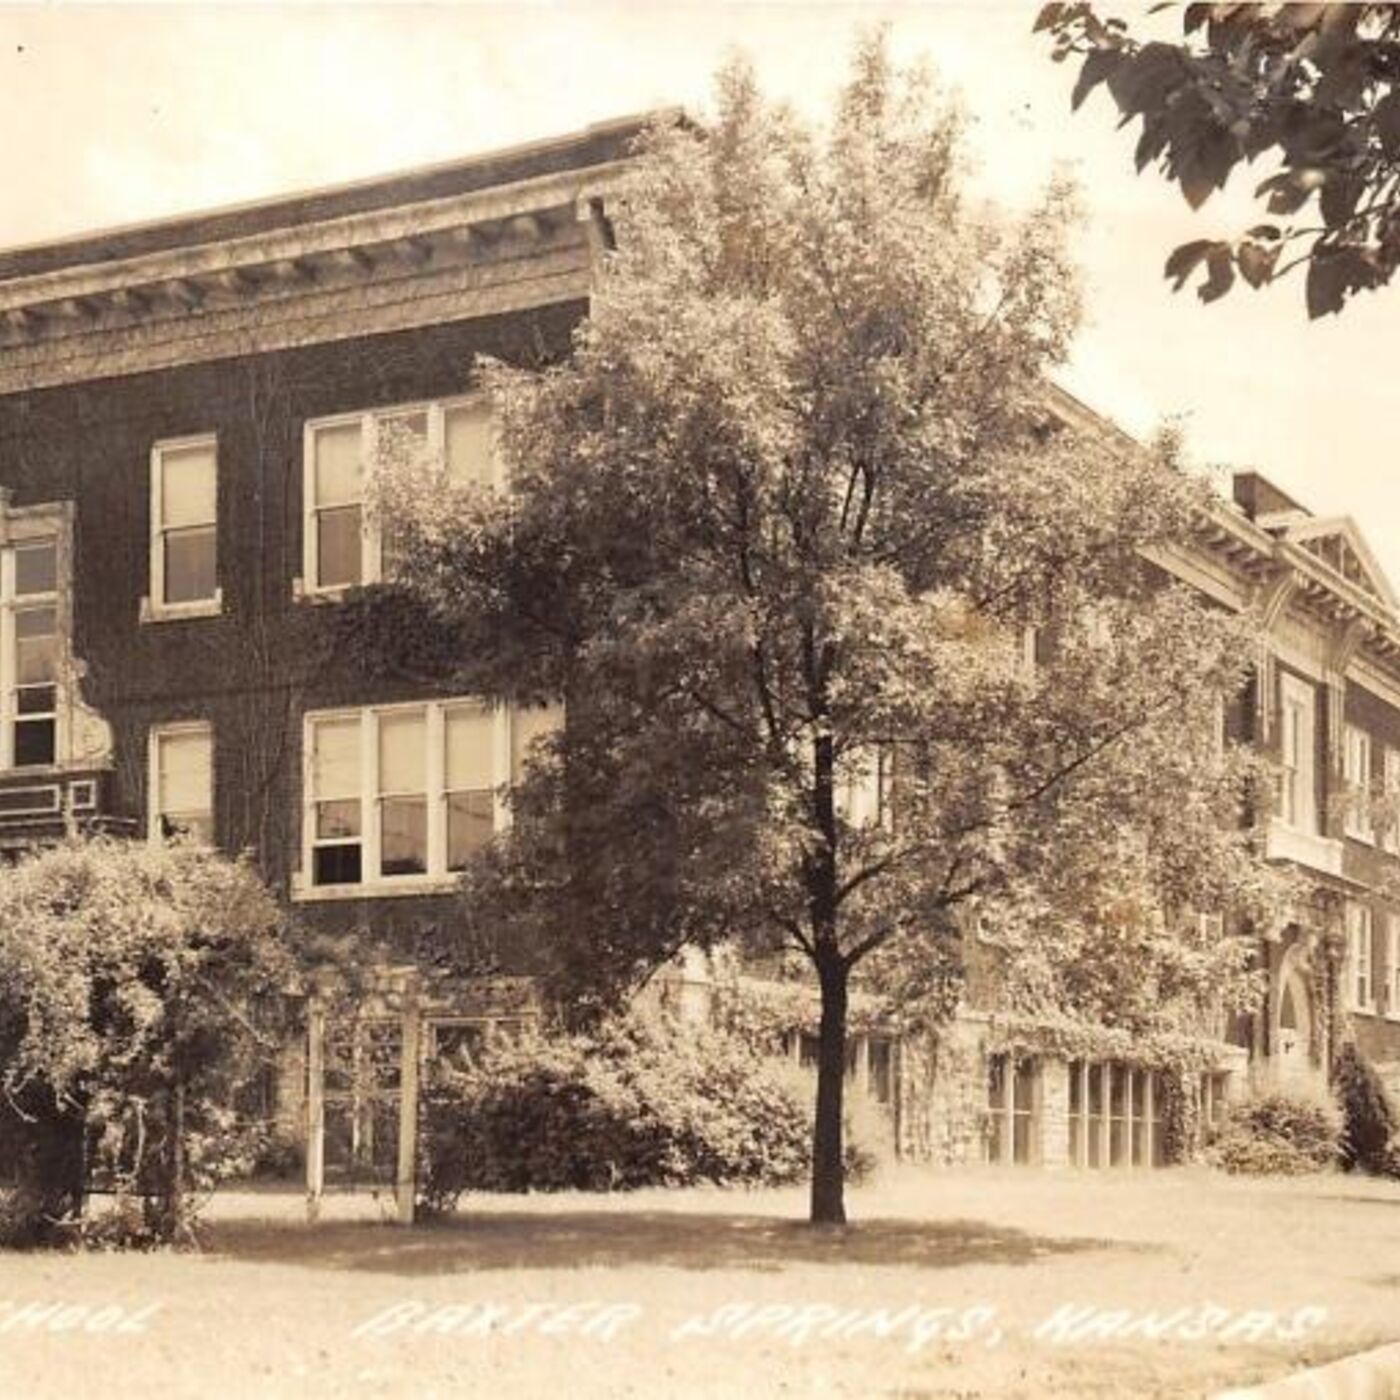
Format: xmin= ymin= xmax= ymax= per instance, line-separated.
xmin=445 ymin=704 xmax=495 ymax=871
xmin=1278 ymin=673 xmax=1316 ymax=832
xmin=836 ymin=742 xmax=895 ymax=830
xmin=1068 ymin=1060 xmax=1166 ymax=1168
xmin=985 ymin=1053 xmax=1038 ymax=1165
xmin=1346 ymin=902 xmax=1376 ymax=1013
xmin=302 ymin=397 xmax=497 ymax=594
xmin=1344 ymin=724 xmax=1373 ymax=841
xmin=2 ymin=535 xmax=60 ymax=770
xmin=1384 ymin=749 xmax=1400 ymax=854
xmin=428 ymin=1016 xmax=533 ymax=1079
xmin=1387 ymin=915 xmax=1400 ymax=1021
xmin=1199 ymin=1072 xmax=1228 ymax=1133
xmin=149 ymin=723 xmax=213 ymax=843
xmin=150 ymin=436 xmax=218 ymax=613
xmin=302 ymin=699 xmax=508 ymax=890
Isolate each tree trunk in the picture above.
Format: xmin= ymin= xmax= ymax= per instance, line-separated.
xmin=152 ymin=1079 xmax=187 ymax=1244
xmin=809 ymin=950 xmax=849 ymax=1225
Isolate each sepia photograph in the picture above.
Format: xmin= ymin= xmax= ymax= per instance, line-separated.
xmin=1 ymin=2 xmax=1399 ymax=1396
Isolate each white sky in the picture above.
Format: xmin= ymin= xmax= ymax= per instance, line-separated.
xmin=3 ymin=1 xmax=1397 ymax=579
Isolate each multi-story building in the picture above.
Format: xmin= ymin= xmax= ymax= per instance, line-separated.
xmin=1 ymin=115 xmax=1398 ymax=1176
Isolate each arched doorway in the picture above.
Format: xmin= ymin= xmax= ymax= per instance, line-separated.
xmin=1273 ymin=957 xmax=1314 ymax=1086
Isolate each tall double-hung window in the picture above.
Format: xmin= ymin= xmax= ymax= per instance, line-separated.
xmin=2 ymin=535 xmax=60 ymax=769
xmin=302 ymin=397 xmax=497 ymax=594
xmin=1278 ymin=673 xmax=1316 ymax=832
xmin=149 ymin=723 xmax=213 ymax=843
xmin=1343 ymin=723 xmax=1374 ymax=842
xmin=149 ymin=435 xmax=218 ymax=614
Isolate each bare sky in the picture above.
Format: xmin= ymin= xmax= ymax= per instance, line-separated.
xmin=3 ymin=2 xmax=1396 ymax=580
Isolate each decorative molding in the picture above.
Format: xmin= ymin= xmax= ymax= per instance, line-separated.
xmin=0 ymin=163 xmax=626 ymax=319
xmin=0 ymin=242 xmax=592 ymax=394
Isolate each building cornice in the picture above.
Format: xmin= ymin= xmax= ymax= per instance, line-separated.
xmin=0 ymin=135 xmax=642 ymax=394
xmin=1046 ymin=380 xmax=1400 ymax=691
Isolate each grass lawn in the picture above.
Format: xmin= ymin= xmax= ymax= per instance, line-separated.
xmin=2 ymin=1165 xmax=1398 ymax=1398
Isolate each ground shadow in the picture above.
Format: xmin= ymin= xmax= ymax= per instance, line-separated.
xmin=206 ymin=1207 xmax=1155 ymax=1277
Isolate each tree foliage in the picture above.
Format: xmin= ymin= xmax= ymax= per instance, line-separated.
xmin=0 ymin=839 xmax=293 ymax=1245
xmin=375 ymin=34 xmax=1293 ymax=1223
xmin=1038 ymin=2 xmax=1400 ymax=315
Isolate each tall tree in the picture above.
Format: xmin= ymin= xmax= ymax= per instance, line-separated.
xmin=374 ymin=36 xmax=1289 ymax=1224
xmin=1038 ymin=3 xmax=1400 ymax=316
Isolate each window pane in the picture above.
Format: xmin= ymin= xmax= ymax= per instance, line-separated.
xmin=312 ymin=718 xmax=360 ymax=801
xmin=14 ymin=540 xmax=56 ymax=595
xmin=1087 ymin=1064 xmax=1103 ymax=1115
xmin=1012 ymin=1111 xmax=1032 ymax=1165
xmin=164 ymin=525 xmax=217 ymax=603
xmin=314 ymin=423 xmax=363 ymax=507
xmin=379 ymin=712 xmax=426 ymax=793
xmin=1013 ymin=1058 xmax=1036 ymax=1111
xmin=445 ymin=705 xmax=493 ymax=790
xmin=434 ymin=1022 xmax=486 ymax=1069
xmin=161 ymin=442 xmax=216 ymax=528
xmin=15 ymin=605 xmax=55 ymax=640
xmin=511 ymin=702 xmax=563 ymax=781
xmin=987 ymin=1054 xmax=1006 ymax=1110
xmin=378 ymin=409 xmax=429 ymax=456
xmin=1069 ymin=1061 xmax=1083 ymax=1112
xmin=316 ymin=798 xmax=361 ymax=840
xmin=447 ymin=789 xmax=493 ymax=869
xmin=316 ymin=506 xmax=362 ymax=588
xmin=314 ymin=843 xmax=361 ymax=886
xmin=16 ymin=684 xmax=55 ymax=715
xmin=15 ymin=611 xmax=56 ymax=684
xmin=1109 ymin=1064 xmax=1126 ymax=1116
xmin=14 ymin=718 xmax=54 ymax=767
xmin=380 ymin=795 xmax=427 ymax=876
xmin=1131 ymin=1069 xmax=1149 ymax=1123
xmin=1110 ymin=1118 xmax=1128 ymax=1166
xmin=158 ymin=730 xmax=212 ymax=816
xmin=869 ymin=1039 xmax=892 ymax=1105
xmin=445 ymin=401 xmax=494 ymax=488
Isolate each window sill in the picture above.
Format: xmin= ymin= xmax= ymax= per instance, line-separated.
xmin=141 ymin=589 xmax=223 ymax=624
xmin=1265 ymin=820 xmax=1344 ymax=877
xmin=290 ymin=873 xmax=461 ymax=903
xmin=292 ymin=576 xmax=367 ymax=605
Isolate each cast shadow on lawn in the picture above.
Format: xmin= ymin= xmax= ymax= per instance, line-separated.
xmin=207 ymin=1209 xmax=1154 ymax=1277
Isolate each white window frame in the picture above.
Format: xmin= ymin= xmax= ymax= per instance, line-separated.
xmin=1278 ymin=673 xmax=1316 ymax=833
xmin=0 ymin=524 xmax=65 ymax=773
xmin=144 ymin=433 xmax=222 ymax=621
xmin=1343 ymin=723 xmax=1373 ymax=842
xmin=297 ymin=698 xmax=511 ymax=899
xmin=1346 ymin=902 xmax=1376 ymax=1015
xmin=299 ymin=395 xmax=499 ymax=598
xmin=1387 ymin=914 xmax=1400 ymax=1022
xmin=1383 ymin=748 xmax=1400 ymax=855
xmin=147 ymin=720 xmax=214 ymax=845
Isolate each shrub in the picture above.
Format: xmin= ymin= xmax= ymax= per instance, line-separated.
xmin=0 ymin=839 xmax=294 ymax=1247
xmin=419 ymin=1012 xmax=812 ymax=1212
xmin=1382 ymin=1132 xmax=1400 ymax=1180
xmin=1208 ymin=1087 xmax=1342 ymax=1176
xmin=1331 ymin=1042 xmax=1397 ymax=1175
